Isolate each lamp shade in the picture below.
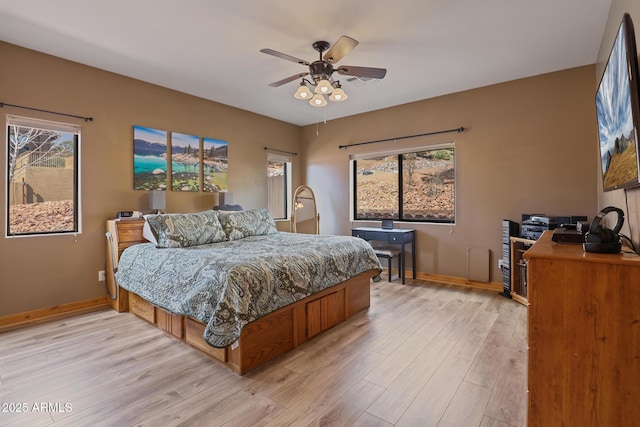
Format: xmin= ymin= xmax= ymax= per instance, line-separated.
xmin=329 ymin=86 xmax=348 ymax=102
xmin=294 ymin=83 xmax=313 ymax=99
xmin=149 ymin=190 xmax=166 ymax=212
xmin=314 ymin=79 xmax=334 ymax=94
xmin=309 ymin=94 xmax=328 ymax=107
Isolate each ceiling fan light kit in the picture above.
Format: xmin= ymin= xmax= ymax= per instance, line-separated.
xmin=261 ymin=35 xmax=386 ymax=108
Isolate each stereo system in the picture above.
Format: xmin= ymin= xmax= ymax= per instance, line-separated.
xmin=521 ymin=214 xmax=557 ymax=240
xmin=521 ymin=214 xmax=588 ymax=241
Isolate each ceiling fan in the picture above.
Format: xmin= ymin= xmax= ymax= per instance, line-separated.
xmin=260 ymin=35 xmax=387 ymax=106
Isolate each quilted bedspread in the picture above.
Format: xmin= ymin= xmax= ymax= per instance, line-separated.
xmin=115 ymin=232 xmax=381 ymax=347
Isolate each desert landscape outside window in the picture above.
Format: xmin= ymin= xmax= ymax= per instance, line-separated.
xmin=6 ymin=116 xmax=80 ymax=236
xmin=353 ymin=145 xmax=455 ymax=223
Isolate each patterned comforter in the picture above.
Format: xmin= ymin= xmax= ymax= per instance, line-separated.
xmin=115 ymin=232 xmax=381 ymax=347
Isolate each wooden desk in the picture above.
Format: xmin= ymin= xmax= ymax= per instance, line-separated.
xmin=524 ymin=230 xmax=640 ymax=426
xmin=352 ymin=227 xmax=416 ymax=284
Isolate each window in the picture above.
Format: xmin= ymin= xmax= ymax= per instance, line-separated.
xmin=352 ymin=144 xmax=455 ymax=223
xmin=6 ymin=116 xmax=81 ymax=236
xmin=267 ymin=154 xmax=291 ymax=220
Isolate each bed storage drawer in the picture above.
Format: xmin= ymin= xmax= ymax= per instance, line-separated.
xmin=185 ymin=318 xmax=227 ymax=362
xmin=156 ymin=307 xmax=184 ymax=339
xmin=306 ymin=290 xmax=345 ymax=339
xmin=129 ymin=293 xmax=155 ymax=323
xmin=230 ymin=307 xmax=294 ymax=373
xmin=346 ymin=275 xmax=371 ymax=316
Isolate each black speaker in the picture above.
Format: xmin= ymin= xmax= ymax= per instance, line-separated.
xmin=583 ymin=206 xmax=624 ymax=254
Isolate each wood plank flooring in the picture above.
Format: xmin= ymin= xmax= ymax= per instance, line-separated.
xmin=0 ymin=279 xmax=527 ymax=426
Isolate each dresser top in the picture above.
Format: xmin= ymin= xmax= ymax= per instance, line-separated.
xmin=525 ymin=230 xmax=640 ymax=266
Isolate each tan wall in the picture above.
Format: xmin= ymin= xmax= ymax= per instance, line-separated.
xmin=25 ymin=167 xmax=75 ymax=203
xmin=302 ymin=66 xmax=600 ymax=282
xmin=0 ymin=41 xmax=301 ymax=317
xmin=596 ymin=0 xmax=640 ymax=251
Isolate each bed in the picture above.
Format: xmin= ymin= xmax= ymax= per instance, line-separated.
xmin=106 ymin=208 xmax=381 ymax=374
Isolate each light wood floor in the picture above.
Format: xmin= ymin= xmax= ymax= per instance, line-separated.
xmin=0 ymin=279 xmax=527 ymax=427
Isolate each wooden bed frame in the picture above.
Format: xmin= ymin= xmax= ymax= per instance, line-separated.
xmin=106 ymin=219 xmax=377 ymax=374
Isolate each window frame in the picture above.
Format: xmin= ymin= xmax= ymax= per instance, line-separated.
xmin=5 ymin=115 xmax=82 ymax=238
xmin=351 ymin=143 xmax=456 ymax=224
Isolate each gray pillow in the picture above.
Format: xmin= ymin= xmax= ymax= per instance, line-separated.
xmin=218 ymin=208 xmax=278 ymax=240
xmin=145 ymin=210 xmax=227 ymax=248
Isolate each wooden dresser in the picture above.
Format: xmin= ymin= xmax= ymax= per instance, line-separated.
xmin=105 ymin=219 xmax=146 ymax=312
xmin=524 ymin=231 xmax=640 ymax=426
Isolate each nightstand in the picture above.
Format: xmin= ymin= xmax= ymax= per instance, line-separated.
xmin=105 ymin=219 xmax=146 ymax=312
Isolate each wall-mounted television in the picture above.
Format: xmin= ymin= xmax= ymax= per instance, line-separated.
xmin=596 ymin=13 xmax=640 ymax=192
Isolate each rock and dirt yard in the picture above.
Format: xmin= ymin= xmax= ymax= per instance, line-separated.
xmin=8 ymin=200 xmax=75 ymax=234
xmin=356 ymin=156 xmax=454 ymax=221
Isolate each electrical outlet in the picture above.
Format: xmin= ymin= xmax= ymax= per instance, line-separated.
xmin=98 ymin=270 xmax=106 ymax=282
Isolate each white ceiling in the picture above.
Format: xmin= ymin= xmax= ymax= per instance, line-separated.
xmin=0 ymin=0 xmax=612 ymax=126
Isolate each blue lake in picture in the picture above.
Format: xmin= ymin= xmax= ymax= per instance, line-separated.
xmin=135 ymin=155 xmax=221 ymax=175
xmin=134 ymin=155 xmax=166 ymax=173
xmin=172 ymin=162 xmax=199 ymax=173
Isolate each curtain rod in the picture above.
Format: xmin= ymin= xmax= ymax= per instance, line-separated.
xmin=338 ymin=126 xmax=465 ymax=150
xmin=0 ymin=102 xmax=93 ymax=122
xmin=264 ymin=146 xmax=298 ymax=156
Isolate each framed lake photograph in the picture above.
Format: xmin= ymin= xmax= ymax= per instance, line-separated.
xmin=171 ymin=132 xmax=200 ymax=192
xmin=202 ymin=137 xmax=228 ymax=192
xmin=133 ymin=126 xmax=167 ymax=191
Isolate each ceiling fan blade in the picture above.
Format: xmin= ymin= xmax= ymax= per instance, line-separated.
xmin=268 ymin=72 xmax=309 ymax=87
xmin=260 ymin=48 xmax=310 ymax=66
xmin=336 ymin=65 xmax=387 ymax=79
xmin=323 ymin=36 xmax=358 ymax=63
